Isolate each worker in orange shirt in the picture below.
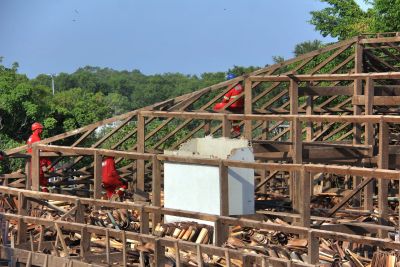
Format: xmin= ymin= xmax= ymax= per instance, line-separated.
xmin=102 ymin=157 xmax=127 ymax=199
xmin=27 ymin=122 xmax=54 ymax=192
xmin=213 ymin=73 xmax=244 ymax=135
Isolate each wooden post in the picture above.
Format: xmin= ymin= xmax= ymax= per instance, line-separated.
xmin=214 ymin=219 xmax=228 ymax=246
xmin=25 ymin=160 xmax=31 ymax=190
xmin=306 ymin=95 xmax=314 ymax=141
xmin=152 ymin=155 xmax=162 ymax=227
xmin=353 ymin=77 xmax=363 ymax=207
xmin=378 ymin=119 xmax=389 ymax=238
xmin=80 ymin=226 xmax=91 ymax=260
xmin=31 ymin=145 xmax=40 ymax=191
xmin=222 ymin=115 xmax=231 ymax=138
xmin=289 ymin=80 xmax=299 ymax=206
xmin=137 ymin=113 xmax=145 ymax=191
xmin=291 ymin=117 xmax=302 ymax=213
xmin=17 ymin=192 xmax=27 ymax=244
xmin=307 ymin=230 xmax=319 ymax=264
xmin=244 ymin=78 xmax=252 ymax=140
xmin=154 ymin=238 xmax=165 ymax=266
xmin=204 ymin=120 xmax=211 ymax=136
xmin=219 ymin=161 xmax=229 ymax=216
xmin=140 ymin=205 xmax=149 ymax=235
xmin=261 ymin=120 xmax=269 ymax=140
xmin=93 ymin=152 xmax=102 ymax=200
xmin=122 ymin=231 xmax=127 ymax=267
xmin=364 ymin=77 xmax=374 ymax=211
xmin=299 ymin=169 xmax=310 ymax=228
xmin=353 ymin=40 xmax=363 ymax=144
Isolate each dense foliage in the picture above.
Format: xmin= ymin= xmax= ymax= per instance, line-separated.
xmin=310 ymin=0 xmax=400 ymax=40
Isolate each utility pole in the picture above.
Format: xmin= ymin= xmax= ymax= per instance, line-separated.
xmin=48 ymin=74 xmax=55 ymax=95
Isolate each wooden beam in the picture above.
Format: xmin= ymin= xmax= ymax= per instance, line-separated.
xmin=378 ymin=119 xmax=389 ymax=238
xmin=136 ymin=113 xmax=145 ymax=191
xmin=244 ymin=78 xmax=252 ymax=139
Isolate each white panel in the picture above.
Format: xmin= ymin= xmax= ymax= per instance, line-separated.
xmin=228 ymin=147 xmax=255 ymax=215
xmin=164 ymin=162 xmax=221 ymax=223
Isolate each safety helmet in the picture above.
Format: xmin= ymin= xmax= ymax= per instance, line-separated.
xmin=31 ymin=122 xmax=44 ymax=132
xmin=226 ymin=73 xmax=236 ymax=80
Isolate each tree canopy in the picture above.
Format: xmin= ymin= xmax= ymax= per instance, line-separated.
xmin=310 ymin=0 xmax=400 ymax=40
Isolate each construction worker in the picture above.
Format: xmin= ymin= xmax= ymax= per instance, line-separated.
xmin=27 ymin=122 xmax=53 ymax=192
xmin=213 ymin=73 xmax=244 ymax=135
xmin=102 ymin=156 xmax=127 ymax=199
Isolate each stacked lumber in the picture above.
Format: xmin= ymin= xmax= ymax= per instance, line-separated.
xmin=154 ymin=221 xmax=213 ymax=244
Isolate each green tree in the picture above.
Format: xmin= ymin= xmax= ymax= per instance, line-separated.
xmin=294 ymin=40 xmax=325 ymax=57
xmin=372 ymin=0 xmax=400 ymax=32
xmin=310 ymin=0 xmax=372 ymax=40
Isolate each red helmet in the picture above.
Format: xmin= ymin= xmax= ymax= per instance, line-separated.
xmin=31 ymin=122 xmax=44 ymax=132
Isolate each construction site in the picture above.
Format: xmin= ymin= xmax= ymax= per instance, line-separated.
xmin=3 ymin=32 xmax=400 ymax=266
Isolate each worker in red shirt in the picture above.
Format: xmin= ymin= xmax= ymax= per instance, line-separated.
xmin=27 ymin=122 xmax=54 ymax=192
xmin=102 ymin=157 xmax=127 ymax=199
xmin=213 ymin=73 xmax=244 ymax=135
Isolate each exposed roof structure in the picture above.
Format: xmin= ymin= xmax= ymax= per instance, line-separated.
xmin=3 ymin=32 xmax=400 ymax=266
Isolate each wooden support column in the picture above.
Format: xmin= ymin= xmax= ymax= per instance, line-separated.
xmin=353 ymin=41 xmax=364 ymax=145
xmin=289 ymin=80 xmax=299 ymax=205
xmin=93 ymin=152 xmax=102 ymax=200
xmin=353 ymin=78 xmax=363 ymax=207
xmin=364 ymin=77 xmax=374 ymax=211
xmin=154 ymin=238 xmax=165 ymax=266
xmin=306 ymin=95 xmax=314 ymax=141
xmin=292 ymin=117 xmax=302 ymax=213
xmin=244 ymin=78 xmax=252 ymax=140
xmin=219 ymin=161 xmax=229 ymax=216
xmin=25 ymin=160 xmax=31 ymax=190
xmin=140 ymin=205 xmax=149 ymax=235
xmin=307 ymin=230 xmax=319 ymax=264
xmin=222 ymin=115 xmax=231 ymax=138
xmin=204 ymin=120 xmax=211 ymax=136
xmin=299 ymin=169 xmax=310 ymax=228
xmin=80 ymin=227 xmax=91 ymax=260
xmin=152 ymin=155 xmax=162 ymax=227
xmin=378 ymin=119 xmax=389 ymax=238
xmin=31 ymin=145 xmax=40 ymax=191
xmin=214 ymin=219 xmax=228 ymax=246
xmin=137 ymin=113 xmax=145 ymax=191
xmin=261 ymin=120 xmax=269 ymax=140
xmin=17 ymin=192 xmax=27 ymax=245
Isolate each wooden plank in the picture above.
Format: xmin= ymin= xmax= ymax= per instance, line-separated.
xmin=244 ymin=78 xmax=252 ymax=139
xmin=31 ymin=146 xmax=40 ymax=191
xmin=299 ymin=169 xmax=310 ymax=228
xmin=219 ymin=161 xmax=229 ymax=216
xmin=353 ymin=95 xmax=400 ymax=105
xmin=93 ymin=152 xmax=102 ymax=200
xmin=249 ymin=71 xmax=400 ymax=82
xmin=136 ymin=113 xmax=145 ymax=191
xmin=306 ymin=94 xmax=313 ymax=141
xmin=222 ymin=115 xmax=231 ymax=138
xmin=378 ymin=119 xmax=389 ymax=238
xmin=298 ymin=86 xmax=353 ymax=96
xmin=151 ymin=155 xmax=162 ymax=227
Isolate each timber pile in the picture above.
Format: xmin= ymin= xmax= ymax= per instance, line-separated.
xmin=154 ymin=222 xmax=213 ymax=244
xmin=226 ymin=224 xmax=372 ymax=266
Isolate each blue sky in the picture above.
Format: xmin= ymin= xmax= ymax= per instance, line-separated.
xmin=0 ymin=0 xmax=368 ymax=78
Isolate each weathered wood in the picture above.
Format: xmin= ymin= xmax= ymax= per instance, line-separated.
xmin=136 ymin=113 xmax=145 ymax=191
xmin=244 ymin=78 xmax=253 ymax=139
xmin=378 ymin=119 xmax=389 ymax=238
xmin=151 ymin=155 xmax=162 ymax=227
xmin=219 ymin=161 xmax=229 ymax=216
xmin=93 ymin=152 xmax=102 ymax=200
